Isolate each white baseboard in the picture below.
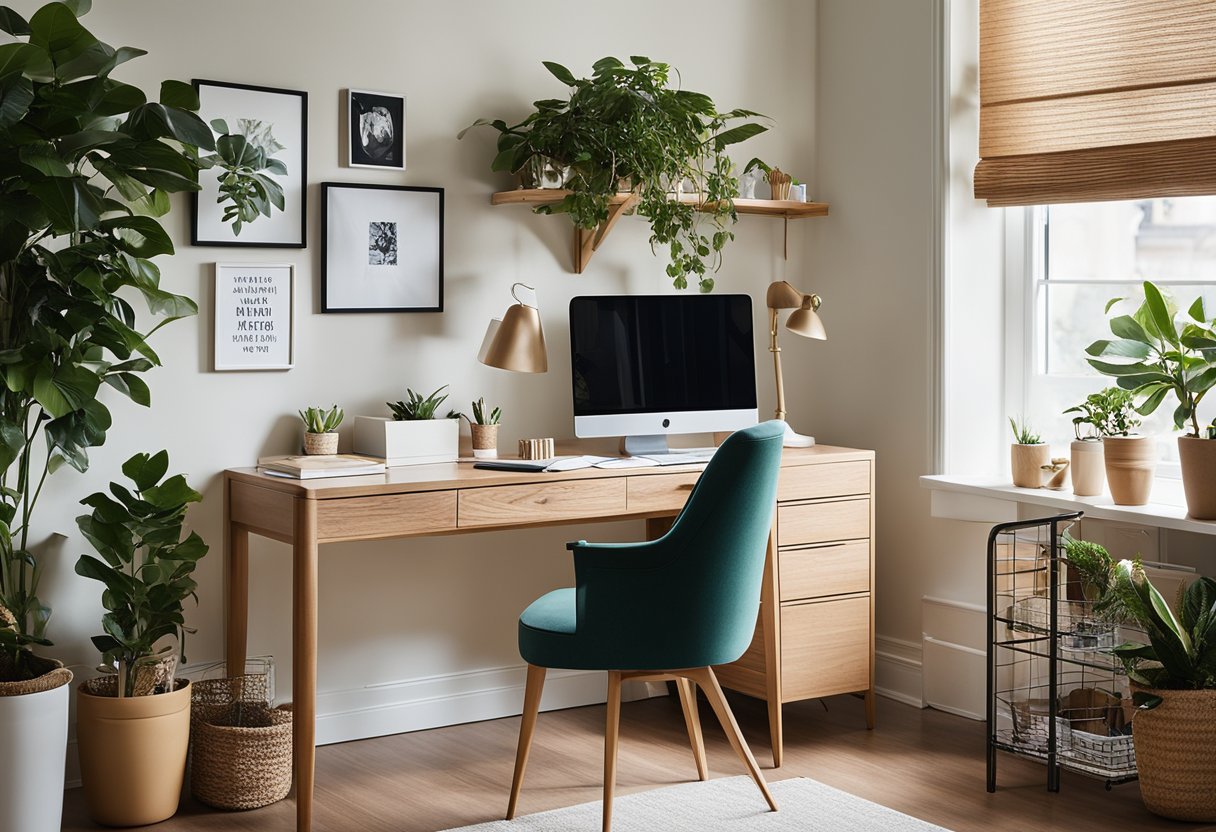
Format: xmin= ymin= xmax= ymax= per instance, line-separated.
xmin=874 ymin=634 xmax=924 ymax=708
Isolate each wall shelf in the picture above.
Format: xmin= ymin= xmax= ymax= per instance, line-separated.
xmin=489 ymin=189 xmax=830 ymax=273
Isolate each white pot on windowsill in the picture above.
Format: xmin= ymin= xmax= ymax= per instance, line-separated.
xmin=352 ymin=417 xmax=459 ymax=466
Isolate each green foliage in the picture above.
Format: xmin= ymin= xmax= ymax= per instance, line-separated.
xmin=74 ymin=450 xmax=207 ymax=696
xmin=467 ymin=397 xmax=501 ymax=425
xmin=1008 ymin=416 xmax=1041 ymax=445
xmin=1061 ymin=533 xmax=1114 ymax=602
xmin=1064 ymin=386 xmax=1139 ymax=440
xmin=299 ymin=404 xmax=343 ymax=434
xmin=1109 ymin=560 xmax=1216 ymax=708
xmin=0 ymin=2 xmax=274 ymax=676
xmin=388 ymin=385 xmax=453 ymax=421
xmin=199 ymin=117 xmax=287 ymax=235
xmin=1086 ymin=281 xmax=1216 ymax=438
xmin=459 ymin=56 xmax=768 ymax=292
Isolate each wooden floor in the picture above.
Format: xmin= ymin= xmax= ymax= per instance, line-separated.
xmin=63 ymin=690 xmax=1210 ymax=831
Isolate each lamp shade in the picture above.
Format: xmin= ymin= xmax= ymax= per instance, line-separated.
xmin=479 ymin=303 xmax=548 ymax=373
xmin=786 ymin=296 xmax=826 ymax=340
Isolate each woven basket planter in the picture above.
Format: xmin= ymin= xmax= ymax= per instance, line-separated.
xmin=1132 ymin=685 xmax=1216 ymax=821
xmin=190 ymin=677 xmax=292 ymax=811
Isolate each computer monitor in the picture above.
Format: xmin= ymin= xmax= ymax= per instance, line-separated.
xmin=569 ymin=294 xmax=758 ymax=454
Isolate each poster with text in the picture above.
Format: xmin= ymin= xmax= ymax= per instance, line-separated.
xmin=214 ymin=263 xmax=295 ymax=370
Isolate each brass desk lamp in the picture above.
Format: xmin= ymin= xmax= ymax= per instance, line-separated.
xmin=766 ymin=280 xmax=826 ymax=447
xmin=478 ymin=283 xmax=548 ymax=373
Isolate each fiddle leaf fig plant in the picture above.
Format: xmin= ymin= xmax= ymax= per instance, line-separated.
xmin=460 ymin=56 xmax=768 ymax=292
xmin=0 ymin=1 xmax=277 ymax=681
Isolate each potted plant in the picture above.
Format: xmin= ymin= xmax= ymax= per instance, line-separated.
xmin=1063 ymin=387 xmax=1139 ymax=498
xmin=73 ymin=451 xmax=206 ymax=826
xmin=353 ymin=385 xmax=460 ymax=466
xmin=0 ymin=4 xmax=276 ymax=829
xmin=1109 ymin=560 xmax=1216 ymax=820
xmin=459 ymin=56 xmax=768 ymax=292
xmin=465 ymin=397 xmax=502 ymax=459
xmin=742 ymin=158 xmax=796 ymax=200
xmin=1087 ymin=281 xmax=1216 ymax=513
xmin=300 ymin=405 xmax=343 ymax=455
xmin=1008 ymin=417 xmax=1049 ymax=488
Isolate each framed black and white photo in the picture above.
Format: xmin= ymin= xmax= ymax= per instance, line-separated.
xmin=213 ymin=263 xmax=295 ymax=370
xmin=192 ymin=80 xmax=308 ymax=248
xmin=347 ymin=89 xmax=406 ymax=169
xmin=321 ymin=183 xmax=443 ymax=313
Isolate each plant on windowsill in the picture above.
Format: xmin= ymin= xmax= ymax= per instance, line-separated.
xmin=1108 ymin=560 xmax=1216 ymax=821
xmin=1063 ymin=387 xmax=1140 ymax=498
xmin=464 ymin=397 xmax=502 ymax=459
xmin=352 ymin=386 xmax=460 ymax=466
xmin=299 ymin=405 xmax=343 ymax=455
xmin=1086 ymin=281 xmax=1216 ymax=516
xmin=73 ymin=451 xmax=206 ymax=826
xmin=1008 ymin=417 xmax=1049 ymax=488
xmin=459 ymin=56 xmax=768 ymax=292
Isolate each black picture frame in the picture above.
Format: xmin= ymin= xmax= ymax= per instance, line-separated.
xmin=347 ymin=89 xmax=406 ymax=170
xmin=321 ymin=183 xmax=444 ymax=313
xmin=191 ymin=79 xmax=308 ymax=249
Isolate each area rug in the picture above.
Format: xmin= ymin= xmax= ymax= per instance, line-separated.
xmin=439 ymin=775 xmax=950 ymax=831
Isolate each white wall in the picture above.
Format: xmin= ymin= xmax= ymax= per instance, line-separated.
xmin=15 ymin=0 xmax=819 ymax=742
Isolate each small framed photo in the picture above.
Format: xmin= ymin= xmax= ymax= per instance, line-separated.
xmin=192 ymin=80 xmax=308 ymax=248
xmin=321 ymin=183 xmax=443 ymax=313
xmin=347 ymin=89 xmax=406 ymax=169
xmin=213 ymin=263 xmax=295 ymax=370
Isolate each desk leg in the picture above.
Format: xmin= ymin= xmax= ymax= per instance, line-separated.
xmin=224 ymin=477 xmax=249 ymax=678
xmin=293 ymin=498 xmax=319 ymax=832
xmin=760 ymin=530 xmax=783 ymax=768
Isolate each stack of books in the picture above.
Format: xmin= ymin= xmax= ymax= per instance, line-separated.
xmin=257 ymin=455 xmax=386 ymax=479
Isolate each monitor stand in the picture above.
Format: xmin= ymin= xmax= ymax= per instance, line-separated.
xmin=621 ymin=434 xmax=671 ymax=457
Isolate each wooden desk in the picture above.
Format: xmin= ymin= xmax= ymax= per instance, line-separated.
xmin=223 ymin=443 xmax=875 ymax=831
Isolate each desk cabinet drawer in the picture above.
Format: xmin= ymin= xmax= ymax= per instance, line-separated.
xmin=780 ymin=541 xmax=870 ymax=601
xmin=778 ymin=461 xmax=870 ymax=502
xmin=316 ymin=491 xmax=457 ymax=542
xmin=627 ymin=472 xmax=701 ymax=513
xmin=459 ymin=479 xmax=627 ymax=528
xmin=781 ymin=596 xmax=870 ymax=700
xmin=778 ymin=498 xmax=869 ymax=547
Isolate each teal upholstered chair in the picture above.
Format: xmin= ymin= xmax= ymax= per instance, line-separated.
xmin=506 ymin=420 xmax=786 ymax=831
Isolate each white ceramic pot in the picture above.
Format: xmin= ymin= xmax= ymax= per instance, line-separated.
xmin=0 ymin=673 xmax=72 ymax=832
xmin=1070 ymin=439 xmax=1105 ymax=497
xmin=352 ymin=416 xmax=459 ymax=466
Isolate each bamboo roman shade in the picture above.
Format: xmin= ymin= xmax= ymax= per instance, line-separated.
xmin=975 ymin=0 xmax=1216 ymax=206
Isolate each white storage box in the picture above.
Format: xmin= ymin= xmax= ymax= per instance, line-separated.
xmin=352 ymin=416 xmax=459 ymax=466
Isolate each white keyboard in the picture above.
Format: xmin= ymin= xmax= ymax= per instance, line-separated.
xmin=637 ymin=450 xmax=716 ymax=466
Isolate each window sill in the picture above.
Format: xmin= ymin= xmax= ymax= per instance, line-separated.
xmin=920 ymin=474 xmax=1216 ymax=537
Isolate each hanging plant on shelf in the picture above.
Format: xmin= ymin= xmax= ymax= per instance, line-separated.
xmin=459 ymin=56 xmax=769 ymax=291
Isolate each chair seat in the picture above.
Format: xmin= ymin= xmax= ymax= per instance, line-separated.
xmin=518 ymin=588 xmax=587 ymax=669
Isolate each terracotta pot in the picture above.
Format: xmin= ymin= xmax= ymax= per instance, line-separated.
xmin=1103 ymin=434 xmax=1155 ymax=506
xmin=470 ymin=424 xmax=499 ymax=459
xmin=1178 ymin=436 xmax=1216 ymax=520
xmin=77 ymin=679 xmax=191 ymax=827
xmin=304 ymin=431 xmax=338 ymax=455
xmin=1131 ymin=685 xmax=1216 ymax=821
xmin=1010 ymin=443 xmax=1050 ymax=488
xmin=1070 ymin=439 xmax=1105 ymax=497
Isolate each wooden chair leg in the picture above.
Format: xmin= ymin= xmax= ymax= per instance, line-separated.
xmin=506 ymin=664 xmax=547 ymax=820
xmin=689 ymin=667 xmax=778 ymax=813
xmin=602 ymin=671 xmax=623 ymax=832
xmin=674 ymin=677 xmax=708 ymax=781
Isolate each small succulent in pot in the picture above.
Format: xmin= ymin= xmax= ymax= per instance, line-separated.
xmin=299 ymin=405 xmax=343 ymax=455
xmin=465 ymin=397 xmax=502 ymax=459
xmin=388 ymin=386 xmax=458 ymax=421
xmin=1008 ymin=416 xmax=1049 ymax=488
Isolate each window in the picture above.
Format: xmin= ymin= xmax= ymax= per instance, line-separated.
xmin=1015 ymin=197 xmax=1216 ymax=473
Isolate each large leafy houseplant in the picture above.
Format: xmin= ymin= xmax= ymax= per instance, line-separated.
xmin=0 ymin=0 xmax=276 ymax=682
xmin=460 ymin=56 xmax=767 ymax=292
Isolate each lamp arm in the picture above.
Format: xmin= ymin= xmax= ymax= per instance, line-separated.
xmin=768 ymin=306 xmax=786 ymax=421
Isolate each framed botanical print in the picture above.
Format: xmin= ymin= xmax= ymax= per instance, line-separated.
xmin=347 ymin=89 xmax=406 ymax=169
xmin=213 ymin=263 xmax=295 ymax=370
xmin=321 ymin=183 xmax=443 ymax=313
xmin=192 ymin=80 xmax=308 ymax=248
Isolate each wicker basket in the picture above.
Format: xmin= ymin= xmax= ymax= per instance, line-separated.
xmin=190 ymin=676 xmax=292 ymax=810
xmin=1132 ymin=685 xmax=1216 ymax=821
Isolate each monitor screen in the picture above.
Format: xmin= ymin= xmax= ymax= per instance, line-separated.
xmin=569 ymin=294 xmax=758 ymax=438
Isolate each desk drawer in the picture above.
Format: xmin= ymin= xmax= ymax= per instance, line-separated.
xmin=459 ymin=479 xmax=627 ymax=528
xmin=781 ymin=596 xmax=870 ymax=700
xmin=778 ymin=460 xmax=870 ymax=503
xmin=316 ymin=491 xmax=457 ymax=542
xmin=627 ymin=472 xmax=701 ymax=513
xmin=778 ymin=498 xmax=869 ymax=547
xmin=780 ymin=540 xmax=870 ymax=601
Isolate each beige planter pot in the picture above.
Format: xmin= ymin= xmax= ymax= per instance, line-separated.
xmin=1178 ymin=436 xmax=1216 ymax=520
xmin=77 ymin=679 xmax=191 ymax=827
xmin=1070 ymin=439 xmax=1105 ymax=497
xmin=1010 ymin=443 xmax=1050 ymax=488
xmin=1131 ymin=685 xmax=1216 ymax=821
xmin=470 ymin=424 xmax=499 ymax=459
xmin=1103 ymin=435 xmax=1155 ymax=506
xmin=303 ymin=432 xmax=338 ymax=455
